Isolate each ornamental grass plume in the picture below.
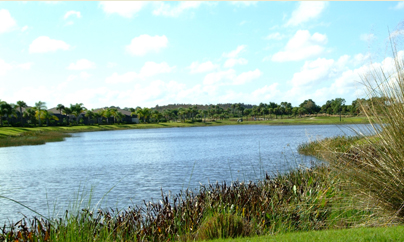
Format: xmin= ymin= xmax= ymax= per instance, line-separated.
xmin=325 ymin=40 xmax=404 ymax=218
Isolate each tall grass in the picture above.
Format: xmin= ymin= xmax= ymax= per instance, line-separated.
xmin=310 ymin=45 xmax=404 ymax=219
xmin=2 ymin=165 xmax=376 ymax=241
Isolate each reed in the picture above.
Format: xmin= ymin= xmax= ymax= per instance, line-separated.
xmin=0 ymin=164 xmax=380 ymax=242
xmin=298 ymin=45 xmax=404 ymax=220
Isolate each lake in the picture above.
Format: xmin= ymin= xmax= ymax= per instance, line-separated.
xmin=0 ymin=124 xmax=366 ymax=223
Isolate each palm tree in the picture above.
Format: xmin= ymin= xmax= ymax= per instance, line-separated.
xmin=85 ymin=109 xmax=96 ymax=124
xmin=35 ymin=101 xmax=47 ymax=126
xmin=15 ymin=101 xmax=27 ymax=126
xmin=41 ymin=110 xmax=58 ymax=126
xmin=56 ymin=104 xmax=65 ymax=125
xmin=0 ymin=101 xmax=11 ymax=126
xmin=70 ymin=103 xmax=86 ymax=125
xmin=23 ymin=108 xmax=37 ymax=127
xmin=62 ymin=107 xmax=73 ymax=125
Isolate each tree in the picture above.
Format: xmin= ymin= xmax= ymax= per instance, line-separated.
xmin=244 ymin=109 xmax=251 ymax=121
xmin=0 ymin=101 xmax=12 ymax=126
xmin=41 ymin=110 xmax=58 ymax=126
xmin=15 ymin=100 xmax=27 ymax=126
xmin=85 ymin=109 xmax=96 ymax=124
xmin=63 ymin=107 xmax=73 ymax=125
xmin=35 ymin=101 xmax=47 ymax=126
xmin=56 ymin=104 xmax=65 ymax=125
xmin=23 ymin=108 xmax=37 ymax=126
xmin=299 ymin=99 xmax=319 ymax=115
xmin=70 ymin=103 xmax=86 ymax=124
xmin=331 ymin=98 xmax=346 ymax=121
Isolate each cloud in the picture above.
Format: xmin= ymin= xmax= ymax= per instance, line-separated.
xmin=223 ymin=58 xmax=248 ymax=68
xmin=251 ymin=83 xmax=281 ymax=101
xmin=285 ymin=1 xmax=327 ymax=27
xmin=67 ymin=59 xmax=96 ymax=70
xmin=0 ymin=59 xmax=33 ymax=75
xmin=223 ymin=45 xmax=246 ymax=58
xmin=203 ymin=69 xmax=236 ymax=85
xmin=203 ymin=69 xmax=261 ymax=86
xmin=189 ymin=61 xmax=219 ymax=73
xmin=105 ymin=61 xmax=174 ymax=83
xmin=18 ymin=62 xmax=33 ymax=70
xmin=139 ymin=61 xmax=174 ymax=77
xmin=389 ymin=30 xmax=404 ymax=39
xmin=29 ymin=36 xmax=71 ymax=53
xmin=271 ymin=30 xmax=327 ymax=62
xmin=393 ymin=1 xmax=404 ymax=10
xmin=234 ymin=69 xmax=261 ymax=85
xmin=0 ymin=9 xmax=17 ymax=34
xmin=100 ymin=1 xmax=147 ymax=18
xmin=153 ymin=1 xmax=202 ymax=17
xmin=126 ymin=34 xmax=168 ymax=56
xmin=360 ymin=33 xmax=375 ymax=42
xmin=264 ymin=32 xmax=285 ymax=40
xmin=0 ymin=59 xmax=12 ymax=75
xmin=64 ymin=10 xmax=81 ymax=19
xmin=107 ymin=62 xmax=117 ymax=68
xmin=230 ymin=1 xmax=257 ymax=7
xmin=105 ymin=72 xmax=139 ymax=84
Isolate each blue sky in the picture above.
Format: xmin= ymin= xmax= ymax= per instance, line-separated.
xmin=1 ymin=1 xmax=404 ymax=109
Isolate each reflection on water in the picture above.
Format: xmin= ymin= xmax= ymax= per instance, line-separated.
xmin=0 ymin=124 xmax=367 ymax=223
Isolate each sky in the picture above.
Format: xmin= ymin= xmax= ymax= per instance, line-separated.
xmin=0 ymin=1 xmax=404 ymax=109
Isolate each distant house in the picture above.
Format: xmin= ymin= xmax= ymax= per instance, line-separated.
xmin=85 ymin=108 xmax=139 ymax=124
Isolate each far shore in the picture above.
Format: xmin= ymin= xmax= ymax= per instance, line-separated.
xmin=0 ymin=116 xmax=369 ymax=148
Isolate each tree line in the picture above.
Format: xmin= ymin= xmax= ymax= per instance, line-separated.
xmin=0 ymin=97 xmax=370 ymax=127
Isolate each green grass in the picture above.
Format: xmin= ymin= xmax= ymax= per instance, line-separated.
xmin=211 ymin=225 xmax=404 ymax=242
xmin=0 ymin=116 xmax=369 ymax=147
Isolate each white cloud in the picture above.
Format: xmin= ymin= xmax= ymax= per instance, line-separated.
xmin=153 ymin=1 xmax=202 ymax=17
xmin=394 ymin=1 xmax=404 ymax=10
xmin=67 ymin=59 xmax=96 ymax=70
xmin=107 ymin=62 xmax=117 ymax=68
xmin=223 ymin=45 xmax=246 ymax=58
xmin=139 ymin=61 xmax=174 ymax=77
xmin=0 ymin=9 xmax=17 ymax=34
xmin=203 ymin=69 xmax=261 ymax=86
xmin=64 ymin=10 xmax=81 ymax=19
xmin=80 ymin=71 xmax=92 ymax=79
xmin=251 ymin=83 xmax=281 ymax=101
xmin=265 ymin=32 xmax=285 ymax=40
xmin=105 ymin=72 xmax=139 ymax=84
xmin=203 ymin=69 xmax=236 ymax=85
xmin=0 ymin=59 xmax=33 ymax=75
xmin=100 ymin=1 xmax=147 ymax=18
xmin=290 ymin=58 xmax=335 ymax=87
xmin=0 ymin=59 xmax=12 ymax=75
xmin=360 ymin=33 xmax=375 ymax=42
xmin=285 ymin=2 xmax=327 ymax=27
xmin=29 ymin=36 xmax=71 ymax=53
xmin=104 ymin=61 xmax=174 ymax=84
xmin=189 ymin=61 xmax=219 ymax=73
xmin=230 ymin=1 xmax=257 ymax=7
xmin=18 ymin=62 xmax=33 ymax=70
xmin=126 ymin=34 xmax=168 ymax=56
xmin=271 ymin=30 xmax=327 ymax=62
xmin=233 ymin=69 xmax=261 ymax=85
xmin=223 ymin=58 xmax=248 ymax=68
xmin=390 ymin=30 xmax=404 ymax=39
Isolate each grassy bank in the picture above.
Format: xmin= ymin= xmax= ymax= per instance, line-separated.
xmin=214 ymin=225 xmax=404 ymax=242
xmin=1 ymin=165 xmax=391 ymax=242
xmin=0 ymin=116 xmax=369 ymax=147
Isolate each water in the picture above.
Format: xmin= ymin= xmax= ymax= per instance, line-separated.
xmin=0 ymin=124 xmax=365 ymax=223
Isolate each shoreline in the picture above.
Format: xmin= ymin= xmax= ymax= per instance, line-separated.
xmin=0 ymin=116 xmax=369 ymax=148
